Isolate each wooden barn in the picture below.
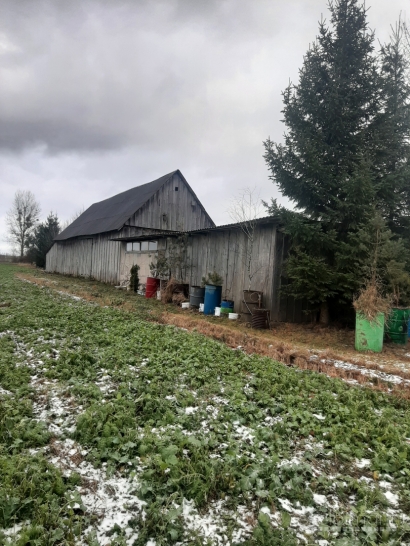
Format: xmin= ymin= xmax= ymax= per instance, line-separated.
xmin=46 ymin=170 xmax=214 ymax=283
xmin=46 ymin=170 xmax=310 ymax=322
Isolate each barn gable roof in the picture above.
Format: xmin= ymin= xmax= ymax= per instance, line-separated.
xmin=55 ymin=170 xmax=188 ymax=241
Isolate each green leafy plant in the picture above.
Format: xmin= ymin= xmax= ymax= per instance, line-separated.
xmin=149 ymin=256 xmax=169 ymax=279
xmin=130 ymin=264 xmax=140 ymax=292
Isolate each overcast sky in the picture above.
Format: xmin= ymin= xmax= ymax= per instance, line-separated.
xmin=0 ymin=0 xmax=407 ymax=253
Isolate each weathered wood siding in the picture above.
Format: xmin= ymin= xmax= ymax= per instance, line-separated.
xmin=128 ymin=172 xmax=214 ymax=232
xmin=119 ymin=239 xmax=167 ymax=286
xmin=46 ymin=232 xmax=122 ymax=283
xmin=165 ymin=223 xmax=280 ymax=318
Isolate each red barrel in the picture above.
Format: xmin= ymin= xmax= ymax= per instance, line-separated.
xmin=146 ymin=277 xmax=159 ymax=298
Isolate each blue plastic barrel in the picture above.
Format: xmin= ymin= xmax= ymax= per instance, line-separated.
xmin=203 ymin=285 xmax=222 ymax=315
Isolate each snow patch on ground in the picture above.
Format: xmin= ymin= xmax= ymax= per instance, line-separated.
xmin=31 ymin=375 xmax=82 ymax=436
xmin=0 ymin=385 xmax=11 ymax=396
xmin=355 ymin=458 xmax=371 ymax=469
xmin=0 ymin=521 xmax=30 ymax=544
xmin=47 ymin=439 xmax=146 ymax=545
xmin=311 ymin=353 xmax=410 ymax=387
xmin=312 ymin=413 xmax=326 ymax=420
xmin=180 ymin=498 xmax=254 ymax=544
xmin=56 ymin=290 xmax=85 ymax=301
xmin=26 ymin=359 xmax=146 ymax=544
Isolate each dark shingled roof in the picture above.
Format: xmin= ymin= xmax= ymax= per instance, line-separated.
xmin=55 ymin=171 xmax=177 ymax=241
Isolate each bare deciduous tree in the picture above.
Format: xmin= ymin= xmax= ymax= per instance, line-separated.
xmin=6 ymin=190 xmax=41 ymax=257
xmin=228 ymin=188 xmax=264 ymax=291
xmin=60 ymin=207 xmax=85 ymax=231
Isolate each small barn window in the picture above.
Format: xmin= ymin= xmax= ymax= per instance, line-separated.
xmin=175 ymin=186 xmax=178 ymax=191
xmin=126 ymin=241 xmax=141 ymax=252
xmin=126 ymin=240 xmax=157 ymax=252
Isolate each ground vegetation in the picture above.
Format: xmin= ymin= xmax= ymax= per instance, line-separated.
xmin=2 ymin=264 xmax=410 ymax=544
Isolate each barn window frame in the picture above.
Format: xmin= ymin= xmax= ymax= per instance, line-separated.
xmin=126 ymin=240 xmax=158 ymax=253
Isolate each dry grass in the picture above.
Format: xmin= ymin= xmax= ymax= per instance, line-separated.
xmin=161 ymin=277 xmax=188 ymax=304
xmin=172 ymin=292 xmax=187 ymax=305
xmin=160 ymin=312 xmax=410 ymax=398
xmin=353 ymin=279 xmax=391 ymax=322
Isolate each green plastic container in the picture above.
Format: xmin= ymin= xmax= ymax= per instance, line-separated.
xmin=220 ymin=300 xmax=234 ymax=315
xmin=355 ymin=313 xmax=384 ymax=353
xmin=386 ymin=308 xmax=410 ymax=345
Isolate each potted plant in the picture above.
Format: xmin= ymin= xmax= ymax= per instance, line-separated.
xmin=353 ymin=278 xmax=391 ymax=353
xmin=147 ymin=256 xmax=169 ymax=299
xmin=201 ymin=271 xmax=223 ymax=315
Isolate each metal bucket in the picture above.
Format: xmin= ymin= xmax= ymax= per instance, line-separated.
xmin=189 ymin=285 xmax=205 ymax=308
xmin=146 ymin=277 xmax=160 ymax=298
xmin=204 ymin=285 xmax=222 ymax=315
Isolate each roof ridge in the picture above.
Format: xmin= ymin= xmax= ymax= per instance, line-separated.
xmin=54 ymin=171 xmax=178 ymax=241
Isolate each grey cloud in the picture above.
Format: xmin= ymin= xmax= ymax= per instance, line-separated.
xmin=0 ymin=0 xmax=408 ymax=253
xmin=0 ymin=0 xmax=318 ymax=154
xmin=0 ymin=118 xmax=128 ymax=153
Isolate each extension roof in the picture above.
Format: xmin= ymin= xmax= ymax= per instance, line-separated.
xmin=110 ymin=217 xmax=280 ymax=241
xmin=55 ymin=170 xmax=206 ymax=241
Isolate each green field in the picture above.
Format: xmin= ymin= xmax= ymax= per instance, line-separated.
xmin=1 ymin=263 xmax=410 ymax=545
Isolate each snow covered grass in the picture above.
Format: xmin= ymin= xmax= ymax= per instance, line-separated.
xmin=2 ymin=264 xmax=410 ymax=545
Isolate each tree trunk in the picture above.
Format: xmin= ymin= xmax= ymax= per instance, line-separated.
xmin=319 ymin=301 xmax=329 ymax=326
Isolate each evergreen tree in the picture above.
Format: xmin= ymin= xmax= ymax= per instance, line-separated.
xmin=26 ymin=213 xmax=60 ymax=268
xmin=374 ymin=23 xmax=410 ymax=238
xmin=264 ymin=0 xmax=385 ymax=322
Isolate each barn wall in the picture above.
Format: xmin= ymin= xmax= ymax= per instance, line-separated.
xmin=128 ymin=173 xmax=214 ymax=232
xmin=46 ymin=232 xmax=122 ymax=284
xmin=119 ymin=239 xmax=167 ymax=286
xmin=164 ymin=223 xmax=279 ymax=318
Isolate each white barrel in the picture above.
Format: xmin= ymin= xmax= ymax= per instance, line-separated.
xmin=215 ymin=307 xmax=221 ymax=316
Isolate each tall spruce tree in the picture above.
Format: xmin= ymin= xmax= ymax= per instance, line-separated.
xmin=264 ymin=0 xmax=382 ymax=323
xmin=374 ymin=23 xmax=410 ymax=238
